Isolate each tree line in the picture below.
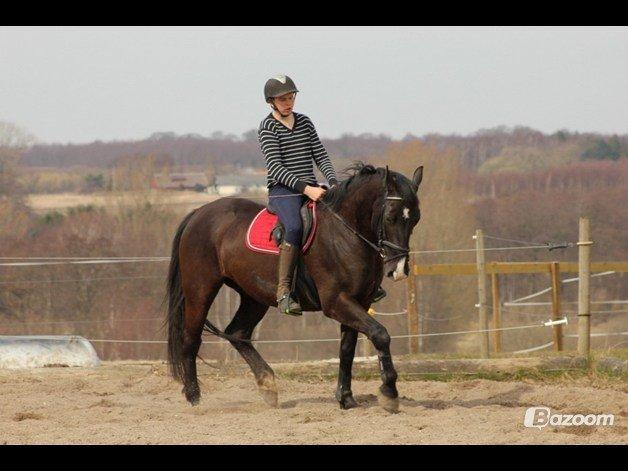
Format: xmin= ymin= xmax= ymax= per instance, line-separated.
xmin=20 ymin=126 xmax=628 ymax=171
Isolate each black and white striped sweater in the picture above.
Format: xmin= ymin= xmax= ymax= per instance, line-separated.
xmin=258 ymin=112 xmax=338 ymax=193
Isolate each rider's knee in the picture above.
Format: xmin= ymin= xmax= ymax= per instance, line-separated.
xmin=284 ymin=224 xmax=303 ymax=246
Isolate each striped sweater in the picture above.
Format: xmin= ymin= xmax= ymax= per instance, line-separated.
xmin=258 ymin=112 xmax=338 ymax=193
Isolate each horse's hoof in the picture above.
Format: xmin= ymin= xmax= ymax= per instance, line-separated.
xmin=258 ymin=374 xmax=279 ymax=408
xmin=336 ymin=388 xmax=358 ymax=409
xmin=339 ymin=394 xmax=359 ymax=410
xmin=258 ymin=387 xmax=279 ymax=408
xmin=377 ymin=390 xmax=399 ymax=413
xmin=184 ymin=386 xmax=201 ymax=406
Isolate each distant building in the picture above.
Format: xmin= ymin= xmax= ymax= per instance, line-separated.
xmin=209 ymin=173 xmax=267 ymax=196
xmin=151 ymin=173 xmax=209 ymax=192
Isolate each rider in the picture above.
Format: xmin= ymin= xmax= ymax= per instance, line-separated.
xmin=258 ymin=74 xmax=385 ymax=316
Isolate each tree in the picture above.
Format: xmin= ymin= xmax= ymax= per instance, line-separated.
xmin=372 ymin=140 xmax=479 ymax=351
xmin=111 ymin=154 xmax=157 ymax=191
xmin=581 ymin=136 xmax=622 ymax=161
xmin=0 ymin=121 xmax=36 ymax=197
xmin=83 ymin=173 xmax=106 ymax=193
xmin=0 ymin=121 xmax=36 ymax=148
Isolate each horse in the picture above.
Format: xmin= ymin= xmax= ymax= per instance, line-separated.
xmin=165 ymin=162 xmax=423 ymax=412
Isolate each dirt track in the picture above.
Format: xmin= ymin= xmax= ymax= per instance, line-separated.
xmin=1 ymin=362 xmax=626 ymax=444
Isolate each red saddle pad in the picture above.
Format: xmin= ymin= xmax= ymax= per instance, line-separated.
xmin=245 ymin=201 xmax=317 ymax=255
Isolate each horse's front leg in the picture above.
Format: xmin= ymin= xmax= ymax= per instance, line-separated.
xmin=326 ymin=292 xmax=399 ymax=413
xmin=336 ymin=324 xmax=359 ymax=409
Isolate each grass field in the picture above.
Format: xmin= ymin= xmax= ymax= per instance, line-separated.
xmin=25 ymin=190 xmax=226 ymax=213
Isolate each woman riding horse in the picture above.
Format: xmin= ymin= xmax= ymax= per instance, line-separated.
xmin=259 ymin=74 xmax=386 ymax=316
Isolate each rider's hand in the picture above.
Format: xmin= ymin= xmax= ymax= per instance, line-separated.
xmin=304 ymin=185 xmax=327 ymax=202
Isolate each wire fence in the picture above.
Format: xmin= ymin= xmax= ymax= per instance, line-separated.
xmin=1 ymin=227 xmax=625 ymax=361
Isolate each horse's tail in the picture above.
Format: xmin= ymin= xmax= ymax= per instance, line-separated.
xmin=165 ymin=209 xmax=198 ymax=383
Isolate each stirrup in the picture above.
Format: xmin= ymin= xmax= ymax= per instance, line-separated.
xmin=278 ymin=293 xmax=302 ymax=317
xmin=372 ymin=286 xmax=387 ymax=303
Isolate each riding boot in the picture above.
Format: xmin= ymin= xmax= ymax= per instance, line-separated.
xmin=276 ymin=241 xmax=303 ymax=316
xmin=373 ymin=286 xmax=387 ymax=303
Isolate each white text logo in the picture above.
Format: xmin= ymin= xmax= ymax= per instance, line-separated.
xmin=524 ymin=407 xmax=614 ymax=429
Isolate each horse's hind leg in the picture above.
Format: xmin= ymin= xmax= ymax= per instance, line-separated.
xmin=181 ymin=281 xmax=222 ymax=405
xmin=223 ymin=294 xmax=277 ymax=407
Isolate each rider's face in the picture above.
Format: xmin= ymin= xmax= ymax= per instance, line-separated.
xmin=272 ymin=92 xmax=296 ymax=116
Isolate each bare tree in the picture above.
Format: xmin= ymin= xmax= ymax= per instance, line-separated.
xmin=0 ymin=121 xmax=36 ymax=197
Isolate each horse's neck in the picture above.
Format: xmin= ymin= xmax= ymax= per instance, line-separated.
xmin=335 ymin=184 xmax=381 ymax=242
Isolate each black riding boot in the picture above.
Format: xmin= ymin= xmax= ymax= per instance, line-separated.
xmin=276 ymin=241 xmax=302 ymax=316
xmin=373 ymin=286 xmax=387 ymax=303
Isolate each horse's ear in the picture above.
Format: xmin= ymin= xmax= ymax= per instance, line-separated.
xmin=412 ymin=166 xmax=423 ymax=192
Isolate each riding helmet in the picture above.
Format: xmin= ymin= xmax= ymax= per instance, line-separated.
xmin=264 ymin=75 xmax=299 ymax=102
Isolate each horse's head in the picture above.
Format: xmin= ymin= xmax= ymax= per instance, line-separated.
xmin=377 ymin=165 xmax=423 ymax=281
xmin=322 ymin=162 xmax=423 ymax=281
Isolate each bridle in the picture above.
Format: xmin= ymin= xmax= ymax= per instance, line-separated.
xmin=376 ymin=166 xmax=411 ymax=263
xmin=318 ymin=166 xmax=410 ymax=263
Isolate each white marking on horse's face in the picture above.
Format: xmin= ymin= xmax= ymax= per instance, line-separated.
xmin=403 ymin=207 xmax=410 ymax=220
xmin=392 ymin=257 xmax=407 ymax=281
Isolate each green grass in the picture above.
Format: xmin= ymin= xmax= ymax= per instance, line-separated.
xmin=403 ymin=348 xmax=628 ymax=362
xmin=279 ymin=367 xmax=625 ymax=384
xmin=276 ymin=350 xmax=627 ymax=384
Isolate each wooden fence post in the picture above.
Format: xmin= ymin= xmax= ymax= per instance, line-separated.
xmin=577 ymin=218 xmax=592 ymax=356
xmin=475 ymin=229 xmax=489 ymax=358
xmin=406 ymin=254 xmax=420 ymax=355
xmin=417 ymin=277 xmax=424 ymax=353
xmin=491 ymin=273 xmax=502 ymax=353
xmin=550 ymin=262 xmax=564 ymax=351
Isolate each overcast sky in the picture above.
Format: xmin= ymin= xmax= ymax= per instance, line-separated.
xmin=1 ymin=26 xmax=627 ymax=144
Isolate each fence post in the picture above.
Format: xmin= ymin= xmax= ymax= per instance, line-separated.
xmin=406 ymin=254 xmax=420 ymax=355
xmin=475 ymin=229 xmax=489 ymax=358
xmin=577 ymin=218 xmax=592 ymax=356
xmin=491 ymin=273 xmax=502 ymax=353
xmin=550 ymin=262 xmax=564 ymax=351
xmin=418 ymin=277 xmax=424 ymax=353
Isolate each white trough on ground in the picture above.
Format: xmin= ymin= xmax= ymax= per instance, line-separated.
xmin=0 ymin=335 xmax=101 ymax=369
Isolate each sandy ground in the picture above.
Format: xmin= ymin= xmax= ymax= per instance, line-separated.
xmin=0 ymin=361 xmax=626 ymax=445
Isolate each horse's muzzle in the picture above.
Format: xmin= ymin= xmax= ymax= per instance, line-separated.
xmin=386 ymin=256 xmax=408 ymax=281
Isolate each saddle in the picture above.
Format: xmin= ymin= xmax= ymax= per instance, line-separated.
xmin=245 ymin=201 xmax=321 ymax=311
xmin=245 ymin=200 xmax=318 ymax=255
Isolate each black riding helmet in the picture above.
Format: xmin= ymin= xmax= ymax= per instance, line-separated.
xmin=264 ymin=75 xmax=299 ymax=103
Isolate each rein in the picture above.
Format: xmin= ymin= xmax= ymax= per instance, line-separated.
xmin=317 ymin=199 xmax=383 ymax=256
xmin=319 ymin=166 xmax=410 ymax=263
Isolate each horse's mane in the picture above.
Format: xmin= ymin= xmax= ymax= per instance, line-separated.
xmin=322 ymin=161 xmax=384 ymax=210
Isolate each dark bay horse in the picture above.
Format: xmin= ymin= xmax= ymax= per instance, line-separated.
xmin=166 ymin=162 xmax=423 ymax=412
